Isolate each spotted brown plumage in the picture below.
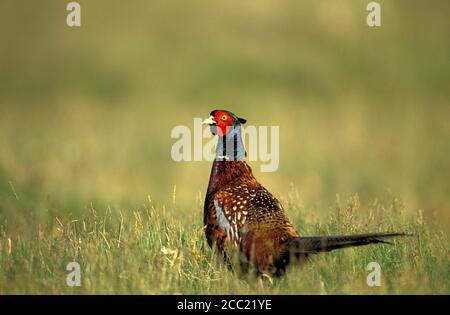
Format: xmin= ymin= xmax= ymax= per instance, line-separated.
xmin=202 ymin=109 xmax=409 ymax=277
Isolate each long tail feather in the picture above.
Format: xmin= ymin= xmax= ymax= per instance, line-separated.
xmin=286 ymin=232 xmax=410 ymax=254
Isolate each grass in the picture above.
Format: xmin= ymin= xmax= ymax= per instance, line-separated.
xmin=0 ymin=191 xmax=448 ymax=294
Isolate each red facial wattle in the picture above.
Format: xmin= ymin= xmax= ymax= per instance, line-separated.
xmin=213 ymin=111 xmax=234 ymax=136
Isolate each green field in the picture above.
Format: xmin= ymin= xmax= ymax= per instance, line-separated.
xmin=0 ymin=1 xmax=449 ymax=294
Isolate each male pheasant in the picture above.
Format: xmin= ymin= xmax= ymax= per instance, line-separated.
xmin=202 ymin=109 xmax=407 ymax=277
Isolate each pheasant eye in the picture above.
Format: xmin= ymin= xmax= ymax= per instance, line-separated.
xmin=221 ymin=115 xmax=228 ymax=121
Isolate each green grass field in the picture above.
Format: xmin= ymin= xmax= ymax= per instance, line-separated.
xmin=0 ymin=191 xmax=448 ymax=294
xmin=0 ymin=1 xmax=449 ymax=294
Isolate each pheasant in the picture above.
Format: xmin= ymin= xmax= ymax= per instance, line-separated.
xmin=202 ymin=109 xmax=407 ymax=277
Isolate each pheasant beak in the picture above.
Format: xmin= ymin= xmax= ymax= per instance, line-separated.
xmin=202 ymin=116 xmax=216 ymax=125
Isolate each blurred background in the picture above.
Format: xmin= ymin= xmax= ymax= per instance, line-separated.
xmin=0 ymin=1 xmax=449 ymax=233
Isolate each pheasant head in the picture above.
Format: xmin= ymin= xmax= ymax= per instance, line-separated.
xmin=202 ymin=109 xmax=247 ymax=137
